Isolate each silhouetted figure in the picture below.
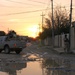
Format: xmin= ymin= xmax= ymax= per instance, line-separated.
xmin=64 ymin=34 xmax=69 ymax=53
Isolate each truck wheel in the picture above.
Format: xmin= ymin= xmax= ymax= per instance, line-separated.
xmin=4 ymin=46 xmax=10 ymax=54
xmin=0 ymin=50 xmax=2 ymax=53
xmin=15 ymin=50 xmax=22 ymax=54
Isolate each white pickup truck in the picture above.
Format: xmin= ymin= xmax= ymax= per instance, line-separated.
xmin=0 ymin=36 xmax=26 ymax=54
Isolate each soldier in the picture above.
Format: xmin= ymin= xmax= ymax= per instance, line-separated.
xmin=64 ymin=34 xmax=69 ymax=53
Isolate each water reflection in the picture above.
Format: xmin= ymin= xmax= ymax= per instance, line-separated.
xmin=0 ymin=62 xmax=27 ymax=75
xmin=41 ymin=58 xmax=75 ymax=75
xmin=0 ymin=54 xmax=42 ymax=75
xmin=0 ymin=54 xmax=75 ymax=75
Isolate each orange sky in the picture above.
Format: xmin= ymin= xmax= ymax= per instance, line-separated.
xmin=0 ymin=0 xmax=75 ymax=37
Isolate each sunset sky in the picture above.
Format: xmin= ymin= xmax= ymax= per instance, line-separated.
xmin=0 ymin=0 xmax=75 ymax=37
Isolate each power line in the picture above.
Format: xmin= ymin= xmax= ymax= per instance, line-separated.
xmin=45 ymin=0 xmax=51 ymax=14
xmin=16 ymin=15 xmax=40 ymax=19
xmin=5 ymin=0 xmax=44 ymax=6
xmin=5 ymin=0 xmax=34 ymax=5
xmin=0 ymin=4 xmax=29 ymax=8
xmin=0 ymin=6 xmax=71 ymax=16
xmin=0 ymin=9 xmax=48 ymax=16
xmin=28 ymin=0 xmax=47 ymax=4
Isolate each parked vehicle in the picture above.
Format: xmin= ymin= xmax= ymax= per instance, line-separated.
xmin=0 ymin=36 xmax=26 ymax=54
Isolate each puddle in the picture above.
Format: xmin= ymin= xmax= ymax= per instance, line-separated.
xmin=18 ymin=61 xmax=43 ymax=75
xmin=0 ymin=54 xmax=75 ymax=75
xmin=0 ymin=60 xmax=43 ymax=75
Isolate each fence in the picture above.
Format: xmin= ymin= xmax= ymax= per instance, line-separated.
xmin=44 ymin=27 xmax=75 ymax=50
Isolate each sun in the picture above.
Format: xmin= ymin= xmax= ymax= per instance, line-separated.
xmin=28 ymin=25 xmax=39 ymax=38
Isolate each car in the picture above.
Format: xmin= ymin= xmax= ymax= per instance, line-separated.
xmin=0 ymin=36 xmax=26 ymax=54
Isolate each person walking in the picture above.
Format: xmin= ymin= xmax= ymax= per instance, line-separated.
xmin=64 ymin=34 xmax=70 ymax=53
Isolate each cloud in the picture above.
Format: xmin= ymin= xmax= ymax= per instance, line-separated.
xmin=8 ymin=19 xmax=19 ymax=22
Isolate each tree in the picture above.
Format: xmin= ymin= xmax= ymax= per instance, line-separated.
xmin=53 ymin=6 xmax=70 ymax=35
xmin=39 ymin=28 xmax=52 ymax=40
xmin=0 ymin=31 xmax=6 ymax=36
xmin=39 ymin=6 xmax=70 ymax=40
xmin=45 ymin=6 xmax=69 ymax=35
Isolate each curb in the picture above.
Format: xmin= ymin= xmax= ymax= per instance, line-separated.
xmin=54 ymin=48 xmax=75 ymax=55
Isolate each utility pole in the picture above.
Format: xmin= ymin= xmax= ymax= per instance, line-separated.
xmin=38 ymin=24 xmax=40 ymax=33
xmin=41 ymin=12 xmax=45 ymax=32
xmin=58 ymin=17 xmax=60 ymax=47
xmin=51 ymin=0 xmax=54 ymax=47
xmin=69 ymin=0 xmax=72 ymax=51
xmin=40 ymin=12 xmax=45 ymax=45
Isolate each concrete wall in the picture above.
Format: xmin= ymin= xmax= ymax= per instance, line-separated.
xmin=44 ymin=27 xmax=75 ymax=50
xmin=54 ymin=27 xmax=75 ymax=50
xmin=44 ymin=37 xmax=52 ymax=46
xmin=54 ymin=35 xmax=62 ymax=47
xmin=54 ymin=34 xmax=69 ymax=48
xmin=70 ymin=27 xmax=75 ymax=50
